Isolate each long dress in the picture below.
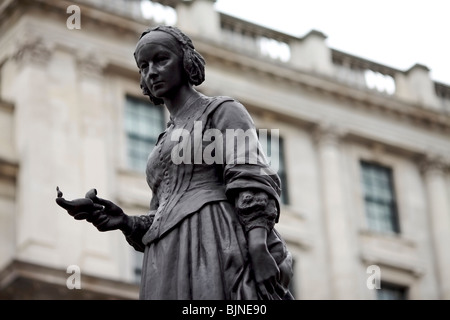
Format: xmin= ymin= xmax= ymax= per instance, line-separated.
xmin=123 ymin=94 xmax=294 ymax=300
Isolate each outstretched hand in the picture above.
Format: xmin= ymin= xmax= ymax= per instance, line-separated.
xmin=55 ymin=186 xmax=104 ymax=221
xmin=55 ymin=187 xmax=129 ymax=232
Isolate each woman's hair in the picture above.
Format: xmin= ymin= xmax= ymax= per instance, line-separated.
xmin=136 ymin=25 xmax=206 ymax=105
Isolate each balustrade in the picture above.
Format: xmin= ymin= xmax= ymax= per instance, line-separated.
xmin=75 ymin=0 xmax=449 ymax=111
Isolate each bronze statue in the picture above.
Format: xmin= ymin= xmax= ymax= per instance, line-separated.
xmin=56 ymin=25 xmax=294 ymax=300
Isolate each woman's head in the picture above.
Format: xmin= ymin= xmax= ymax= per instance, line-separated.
xmin=134 ymin=25 xmax=206 ymax=105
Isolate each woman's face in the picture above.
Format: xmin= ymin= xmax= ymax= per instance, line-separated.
xmin=135 ymin=41 xmax=185 ymax=100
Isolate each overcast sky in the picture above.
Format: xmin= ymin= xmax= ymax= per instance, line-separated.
xmin=214 ymin=0 xmax=450 ymax=85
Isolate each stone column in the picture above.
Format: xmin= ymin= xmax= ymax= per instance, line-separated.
xmin=75 ymin=52 xmax=119 ymax=279
xmin=314 ymin=123 xmax=357 ymax=299
xmin=12 ymin=36 xmax=58 ymax=264
xmin=421 ymin=155 xmax=450 ymax=299
xmin=76 ymin=51 xmax=109 ymax=194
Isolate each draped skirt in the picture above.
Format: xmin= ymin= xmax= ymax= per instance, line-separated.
xmin=139 ymin=200 xmax=293 ymax=300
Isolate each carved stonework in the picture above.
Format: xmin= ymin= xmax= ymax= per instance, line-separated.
xmin=420 ymin=154 xmax=448 ymax=175
xmin=76 ymin=52 xmax=106 ymax=79
xmin=13 ymin=37 xmax=53 ymax=68
xmin=313 ymin=121 xmax=346 ymax=148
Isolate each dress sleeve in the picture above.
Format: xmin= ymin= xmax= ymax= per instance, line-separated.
xmin=235 ymin=189 xmax=278 ymax=233
xmin=122 ymin=211 xmax=155 ymax=252
xmin=208 ymin=99 xmax=282 ymax=232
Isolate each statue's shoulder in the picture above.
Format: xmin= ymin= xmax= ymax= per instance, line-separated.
xmin=205 ymin=95 xmax=255 ymax=129
xmin=206 ymin=95 xmax=248 ymax=114
xmin=205 ymin=95 xmax=236 ymax=106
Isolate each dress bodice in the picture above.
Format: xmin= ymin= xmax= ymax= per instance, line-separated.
xmin=141 ymin=95 xmax=281 ymax=245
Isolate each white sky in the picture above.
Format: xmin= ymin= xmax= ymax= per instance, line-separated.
xmin=214 ymin=0 xmax=450 ymax=85
xmin=142 ymin=0 xmax=450 ymax=85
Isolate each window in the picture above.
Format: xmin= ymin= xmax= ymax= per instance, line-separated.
xmin=377 ymin=282 xmax=408 ymax=300
xmin=258 ymin=130 xmax=289 ymax=205
xmin=360 ymin=161 xmax=399 ymax=234
xmin=124 ymin=95 xmax=164 ymax=283
xmin=124 ymin=95 xmax=165 ymax=172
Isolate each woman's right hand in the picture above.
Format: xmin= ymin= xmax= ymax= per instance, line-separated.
xmin=55 ymin=187 xmax=130 ymax=232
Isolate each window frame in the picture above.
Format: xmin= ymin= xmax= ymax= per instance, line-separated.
xmin=257 ymin=129 xmax=290 ymax=205
xmin=124 ymin=94 xmax=166 ymax=173
xmin=360 ymin=160 xmax=400 ymax=234
xmin=377 ymin=281 xmax=408 ymax=300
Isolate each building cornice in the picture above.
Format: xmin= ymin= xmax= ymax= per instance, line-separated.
xmin=3 ymin=0 xmax=448 ymax=135
xmin=0 ymin=260 xmax=139 ymax=299
xmin=194 ymin=36 xmax=450 ymax=135
xmin=0 ymin=158 xmax=18 ymax=182
xmin=0 ymin=99 xmax=14 ymax=113
xmin=2 ymin=0 xmax=449 ymax=154
xmin=0 ymin=0 xmax=154 ymax=39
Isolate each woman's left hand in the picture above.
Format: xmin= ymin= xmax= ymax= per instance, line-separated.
xmin=247 ymin=227 xmax=280 ymax=299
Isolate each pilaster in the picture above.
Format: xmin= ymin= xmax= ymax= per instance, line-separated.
xmin=314 ymin=122 xmax=357 ymax=299
xmin=421 ymin=154 xmax=450 ymax=299
xmin=75 ymin=51 xmax=118 ymax=278
xmin=11 ymin=35 xmax=58 ymax=264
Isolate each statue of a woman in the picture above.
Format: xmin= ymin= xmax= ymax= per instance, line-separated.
xmin=56 ymin=25 xmax=294 ymax=300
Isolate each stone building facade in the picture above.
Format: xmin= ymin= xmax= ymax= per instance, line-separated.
xmin=0 ymin=0 xmax=449 ymax=300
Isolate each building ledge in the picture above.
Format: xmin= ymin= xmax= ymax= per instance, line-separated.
xmin=0 ymin=259 xmax=139 ymax=300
